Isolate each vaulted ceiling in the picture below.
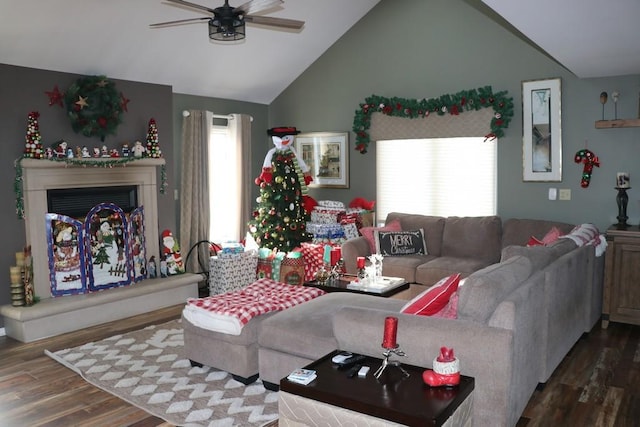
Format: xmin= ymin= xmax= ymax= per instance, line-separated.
xmin=1 ymin=1 xmax=638 ymax=105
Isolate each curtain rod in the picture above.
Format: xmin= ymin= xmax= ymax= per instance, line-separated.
xmin=182 ymin=110 xmax=253 ymax=122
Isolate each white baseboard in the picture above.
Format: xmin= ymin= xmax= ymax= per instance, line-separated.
xmin=0 ymin=327 xmax=5 ymax=337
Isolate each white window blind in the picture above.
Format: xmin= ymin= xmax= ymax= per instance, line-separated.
xmin=376 ymin=137 xmax=497 ymax=223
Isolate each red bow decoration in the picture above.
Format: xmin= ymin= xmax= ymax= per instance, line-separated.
xmin=574 ymin=149 xmax=600 ymax=188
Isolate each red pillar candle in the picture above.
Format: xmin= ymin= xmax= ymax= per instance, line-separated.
xmin=382 ymin=316 xmax=398 ymax=349
xmin=357 ymin=256 xmax=366 ymax=269
xmin=330 ymin=247 xmax=340 ymax=266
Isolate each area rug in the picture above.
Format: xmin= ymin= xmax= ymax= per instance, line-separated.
xmin=45 ymin=319 xmax=278 ymax=427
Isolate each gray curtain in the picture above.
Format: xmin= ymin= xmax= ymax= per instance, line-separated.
xmin=180 ymin=110 xmax=211 ymax=274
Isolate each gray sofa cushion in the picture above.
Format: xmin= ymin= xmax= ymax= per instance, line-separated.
xmin=501 ymin=238 xmax=577 ymax=271
xmin=441 ymin=216 xmax=502 ymax=263
xmin=501 ymin=218 xmax=575 ymax=248
xmin=382 ymin=254 xmax=438 ymax=283
xmin=457 ymin=255 xmax=533 ymax=323
xmin=415 ymin=256 xmax=493 ymax=286
xmin=386 ymin=212 xmax=446 ymax=256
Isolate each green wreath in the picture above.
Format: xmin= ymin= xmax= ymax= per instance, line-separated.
xmin=64 ymin=75 xmax=124 ymax=141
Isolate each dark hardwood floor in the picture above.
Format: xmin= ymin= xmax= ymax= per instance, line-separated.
xmin=0 ymin=306 xmax=638 ymax=426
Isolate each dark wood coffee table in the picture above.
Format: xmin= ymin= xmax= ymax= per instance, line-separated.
xmin=304 ymin=275 xmax=409 ymax=298
xmin=279 ymin=350 xmax=474 ymax=426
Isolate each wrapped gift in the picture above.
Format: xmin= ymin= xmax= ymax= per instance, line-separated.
xmin=301 ymin=242 xmax=341 ymax=282
xmin=209 ymin=250 xmax=258 ymax=295
xmin=342 ymin=222 xmax=359 ymax=240
xmin=221 ymin=241 xmax=244 ymax=255
xmin=317 ymin=200 xmax=345 ymax=209
xmin=280 ymin=252 xmax=306 ymax=285
xmin=310 ymin=206 xmax=346 ymax=224
xmin=307 ymin=222 xmax=345 ymax=240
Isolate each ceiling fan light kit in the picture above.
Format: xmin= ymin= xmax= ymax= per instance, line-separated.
xmin=151 ymin=0 xmax=304 ymax=42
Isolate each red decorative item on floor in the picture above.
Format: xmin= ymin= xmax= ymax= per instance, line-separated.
xmin=574 ymin=148 xmax=600 ymax=188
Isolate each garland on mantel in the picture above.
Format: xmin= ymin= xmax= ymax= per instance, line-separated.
xmin=14 ymin=157 xmax=167 ymax=220
xmin=352 ymin=86 xmax=514 ymax=154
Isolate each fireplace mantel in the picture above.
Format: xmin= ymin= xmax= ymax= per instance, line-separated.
xmin=21 ymin=158 xmax=165 ymax=299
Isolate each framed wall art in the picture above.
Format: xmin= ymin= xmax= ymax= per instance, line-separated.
xmin=522 ymin=78 xmax=562 ymax=182
xmin=296 ymin=131 xmax=349 ymax=188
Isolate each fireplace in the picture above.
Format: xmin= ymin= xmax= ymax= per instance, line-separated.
xmin=21 ymin=159 xmax=163 ymax=298
xmin=0 ymin=158 xmax=201 ymax=343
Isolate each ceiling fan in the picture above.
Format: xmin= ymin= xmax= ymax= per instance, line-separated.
xmin=150 ymin=0 xmax=305 ymax=42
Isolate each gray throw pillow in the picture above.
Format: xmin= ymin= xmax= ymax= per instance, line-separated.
xmin=374 ymin=229 xmax=427 ymax=256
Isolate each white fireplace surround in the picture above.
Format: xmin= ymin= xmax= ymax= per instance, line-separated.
xmin=21 ymin=158 xmax=163 ymax=298
xmin=0 ymin=158 xmax=202 ymax=342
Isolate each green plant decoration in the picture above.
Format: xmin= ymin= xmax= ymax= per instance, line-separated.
xmin=352 ymin=86 xmax=514 ymax=154
xmin=64 ymin=75 xmax=126 ymax=141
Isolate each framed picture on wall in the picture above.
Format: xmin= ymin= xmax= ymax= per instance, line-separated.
xmin=522 ymin=78 xmax=562 ymax=182
xmin=295 ymin=131 xmax=349 ymax=188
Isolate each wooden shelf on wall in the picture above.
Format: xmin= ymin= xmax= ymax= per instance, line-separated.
xmin=595 ymin=118 xmax=640 ymax=129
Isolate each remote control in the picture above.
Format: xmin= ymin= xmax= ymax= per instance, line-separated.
xmin=346 ymin=364 xmax=362 ymax=378
xmin=358 ymin=366 xmax=370 ymax=378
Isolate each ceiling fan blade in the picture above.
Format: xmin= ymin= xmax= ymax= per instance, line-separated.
xmin=236 ymin=0 xmax=283 ymax=16
xmin=149 ymin=17 xmax=210 ymax=27
xmin=165 ymin=0 xmax=216 ymax=14
xmin=245 ymin=14 xmax=304 ymax=29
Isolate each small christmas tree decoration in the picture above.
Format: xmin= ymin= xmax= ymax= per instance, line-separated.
xmin=24 ymin=111 xmax=44 ymax=159
xmin=145 ymin=118 xmax=162 ymax=158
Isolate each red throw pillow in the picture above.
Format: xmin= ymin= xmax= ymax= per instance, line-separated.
xmin=432 ymin=291 xmax=459 ymax=319
xmin=527 ymin=236 xmax=544 ymax=246
xmin=542 ymin=226 xmax=563 ymax=244
xmin=359 ymin=219 xmax=402 ymax=253
xmin=400 ymin=273 xmax=461 ymax=316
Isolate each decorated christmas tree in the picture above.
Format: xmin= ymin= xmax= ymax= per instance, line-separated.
xmin=249 ymin=127 xmax=314 ymax=252
xmin=24 ymin=111 xmax=44 ymax=159
xmin=145 ymin=118 xmax=162 ymax=158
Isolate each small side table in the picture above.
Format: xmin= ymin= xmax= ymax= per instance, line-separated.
xmin=279 ymin=350 xmax=474 ymax=427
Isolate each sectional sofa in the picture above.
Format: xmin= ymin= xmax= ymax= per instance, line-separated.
xmin=255 ymin=214 xmax=605 ymax=426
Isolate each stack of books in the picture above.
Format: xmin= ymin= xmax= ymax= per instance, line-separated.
xmin=287 ymin=368 xmax=317 ymax=385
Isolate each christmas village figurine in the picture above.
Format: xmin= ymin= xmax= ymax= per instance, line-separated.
xmin=161 ymin=229 xmax=184 ymax=275
xmin=24 ymin=111 xmax=44 ymax=159
xmin=423 ymin=346 xmax=461 ymax=387
xmin=248 ymin=127 xmax=316 ymax=252
xmin=121 ymin=143 xmax=130 ymax=157
xmin=148 ymin=255 xmax=157 ymax=278
xmin=132 ymin=140 xmax=146 ymax=158
xmin=51 ymin=140 xmax=68 ymax=159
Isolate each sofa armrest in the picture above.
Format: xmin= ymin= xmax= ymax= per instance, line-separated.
xmin=341 ymin=236 xmax=371 ymax=274
xmin=333 ymin=307 xmax=515 ymax=427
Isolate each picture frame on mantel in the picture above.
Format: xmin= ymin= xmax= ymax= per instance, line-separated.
xmin=522 ymin=78 xmax=562 ymax=182
xmin=296 ymin=131 xmax=349 ymax=188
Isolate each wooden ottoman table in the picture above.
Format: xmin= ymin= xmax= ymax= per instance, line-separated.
xmin=279 ymin=350 xmax=474 ymax=427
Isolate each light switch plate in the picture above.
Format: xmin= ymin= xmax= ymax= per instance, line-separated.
xmin=548 ymin=188 xmax=557 ymax=200
xmin=559 ymin=189 xmax=571 ymax=200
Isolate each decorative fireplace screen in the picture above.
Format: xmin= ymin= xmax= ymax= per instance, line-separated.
xmin=46 ymin=203 xmax=146 ymax=296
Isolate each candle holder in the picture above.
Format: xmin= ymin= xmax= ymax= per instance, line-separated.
xmin=615 ymin=186 xmax=630 ymax=226
xmin=374 ymin=345 xmax=409 ymax=379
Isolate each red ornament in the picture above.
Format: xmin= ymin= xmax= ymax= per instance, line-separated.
xmin=97 ymin=117 xmax=107 ymax=128
xmin=45 ymin=85 xmax=64 ymax=107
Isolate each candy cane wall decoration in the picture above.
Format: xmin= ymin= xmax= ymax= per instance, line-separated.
xmin=574 ymin=149 xmax=600 ymax=188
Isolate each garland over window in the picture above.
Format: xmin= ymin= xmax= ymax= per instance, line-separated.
xmin=352 ymin=86 xmax=514 ymax=153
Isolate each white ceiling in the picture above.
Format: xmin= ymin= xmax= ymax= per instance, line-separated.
xmin=1 ymin=1 xmax=639 ymax=105
xmin=0 ymin=0 xmax=380 ymax=104
xmin=480 ymin=0 xmax=640 ymax=79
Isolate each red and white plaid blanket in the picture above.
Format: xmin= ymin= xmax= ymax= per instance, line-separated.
xmin=183 ymin=278 xmax=326 ymax=335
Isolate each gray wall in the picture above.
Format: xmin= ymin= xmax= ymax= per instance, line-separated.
xmin=269 ymin=0 xmax=640 ymax=231
xmin=0 ymin=64 xmax=174 ymax=324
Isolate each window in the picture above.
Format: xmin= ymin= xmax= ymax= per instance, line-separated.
xmin=376 ymin=137 xmax=497 ymax=222
xmin=208 ymin=123 xmax=240 ymax=242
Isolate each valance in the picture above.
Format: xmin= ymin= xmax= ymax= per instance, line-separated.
xmin=352 ymin=86 xmax=514 ymax=153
